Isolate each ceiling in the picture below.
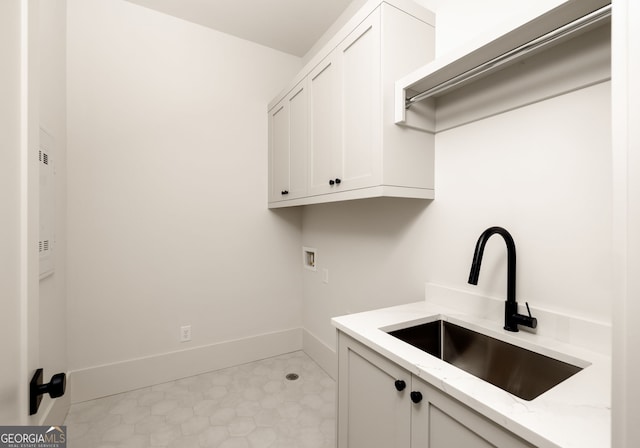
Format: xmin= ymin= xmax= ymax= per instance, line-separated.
xmin=125 ymin=0 xmax=358 ymax=57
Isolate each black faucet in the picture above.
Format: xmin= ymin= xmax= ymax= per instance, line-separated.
xmin=468 ymin=226 xmax=537 ymax=332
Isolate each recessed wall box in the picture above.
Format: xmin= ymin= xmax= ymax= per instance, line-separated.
xmin=303 ymin=247 xmax=317 ymax=271
xmin=39 ymin=128 xmax=55 ymax=279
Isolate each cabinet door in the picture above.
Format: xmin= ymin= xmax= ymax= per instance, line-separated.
xmin=268 ymin=82 xmax=308 ymax=203
xmin=308 ymin=54 xmax=342 ymax=196
xmin=268 ymin=100 xmax=289 ymax=203
xmin=411 ymin=376 xmax=534 ymax=448
xmin=339 ymin=9 xmax=382 ymax=191
xmin=338 ymin=333 xmax=411 ymax=448
xmin=287 ymin=83 xmax=308 ymax=199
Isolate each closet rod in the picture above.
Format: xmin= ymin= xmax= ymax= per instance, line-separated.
xmin=405 ymin=4 xmax=611 ymax=108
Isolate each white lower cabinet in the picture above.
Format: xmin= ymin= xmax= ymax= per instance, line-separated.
xmin=337 ymin=333 xmax=411 ymax=448
xmin=337 ymin=332 xmax=535 ymax=448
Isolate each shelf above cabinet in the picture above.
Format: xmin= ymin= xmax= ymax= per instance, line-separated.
xmin=395 ymin=0 xmax=611 ymax=129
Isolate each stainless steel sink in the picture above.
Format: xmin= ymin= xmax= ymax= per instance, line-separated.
xmin=387 ymin=320 xmax=583 ymax=400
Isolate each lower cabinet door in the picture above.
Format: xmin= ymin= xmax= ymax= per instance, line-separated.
xmin=338 ymin=333 xmax=411 ymax=448
xmin=337 ymin=332 xmax=535 ymax=448
xmin=427 ymin=406 xmax=495 ymax=448
xmin=411 ymin=376 xmax=535 ymax=448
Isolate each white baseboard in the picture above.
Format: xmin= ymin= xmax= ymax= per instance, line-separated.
xmin=68 ymin=328 xmax=303 ymax=403
xmin=303 ymin=329 xmax=337 ymax=380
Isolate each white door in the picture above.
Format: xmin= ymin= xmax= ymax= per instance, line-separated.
xmin=338 ymin=334 xmax=411 ymax=448
xmin=287 ymin=83 xmax=308 ymax=199
xmin=0 ymin=0 xmax=25 ymax=424
xmin=308 ymin=54 xmax=342 ymax=196
xmin=1 ymin=0 xmax=63 ymax=425
xmin=269 ymin=81 xmax=308 ymax=203
xmin=269 ymin=100 xmax=290 ymax=202
xmin=339 ymin=10 xmax=382 ymax=191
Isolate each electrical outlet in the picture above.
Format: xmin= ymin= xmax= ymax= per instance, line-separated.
xmin=180 ymin=325 xmax=192 ymax=342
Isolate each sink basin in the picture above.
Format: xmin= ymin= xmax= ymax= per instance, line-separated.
xmin=387 ymin=320 xmax=583 ymax=400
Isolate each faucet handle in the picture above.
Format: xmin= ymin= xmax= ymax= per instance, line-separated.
xmin=522 ymin=302 xmax=538 ymax=329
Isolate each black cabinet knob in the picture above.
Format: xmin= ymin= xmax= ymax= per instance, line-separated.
xmin=47 ymin=373 xmax=66 ymax=398
xmin=394 ymin=379 xmax=406 ymax=391
xmin=281 ymin=190 xmax=289 ymax=195
xmin=329 ymin=179 xmax=335 ymax=185
xmin=410 ymin=391 xmax=423 ymax=403
xmin=30 ymin=369 xmax=66 ymax=415
xmin=335 ymin=178 xmax=341 ymax=184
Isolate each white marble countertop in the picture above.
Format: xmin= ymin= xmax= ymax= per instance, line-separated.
xmin=332 ymin=296 xmax=611 ymax=448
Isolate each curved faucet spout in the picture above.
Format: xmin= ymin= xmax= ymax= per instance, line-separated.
xmin=467 ymin=226 xmax=536 ymax=332
xmin=468 ymin=226 xmax=516 ymax=303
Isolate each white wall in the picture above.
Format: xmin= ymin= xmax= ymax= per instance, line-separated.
xmin=303 ymin=198 xmax=431 ymax=349
xmin=425 ymin=82 xmax=611 ymax=319
xmin=66 ymin=0 xmax=304 ymax=397
xmin=302 ymin=1 xmax=612 ymax=356
xmin=425 ymin=0 xmax=563 ymax=57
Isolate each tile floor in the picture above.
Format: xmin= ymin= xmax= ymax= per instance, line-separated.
xmin=64 ymin=351 xmax=336 ymax=448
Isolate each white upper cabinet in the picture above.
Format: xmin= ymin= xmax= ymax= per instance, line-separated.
xmin=268 ymin=0 xmax=435 ymax=208
xmin=268 ymin=101 xmax=288 ymax=202
xmin=268 ymin=81 xmax=308 ymax=203
xmin=308 ymin=54 xmax=341 ymax=196
xmin=339 ymin=11 xmax=382 ymax=192
xmin=309 ymin=10 xmax=381 ymax=196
